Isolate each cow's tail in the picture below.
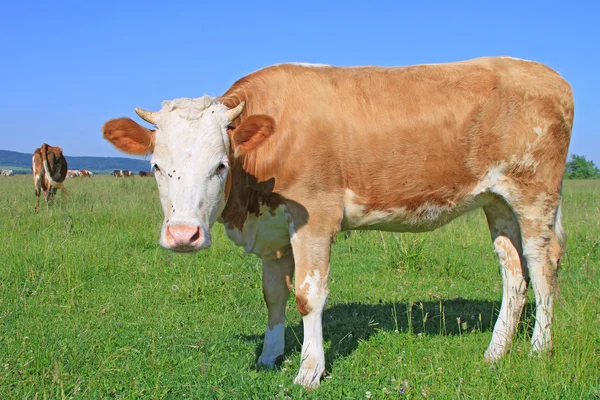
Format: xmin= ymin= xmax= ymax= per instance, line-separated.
xmin=41 ymin=145 xmax=68 ymax=197
xmin=551 ymin=181 xmax=566 ymax=271
xmin=554 ymin=195 xmax=566 ymax=251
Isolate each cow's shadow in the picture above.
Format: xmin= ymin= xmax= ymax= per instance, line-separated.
xmin=241 ymin=298 xmax=536 ymax=371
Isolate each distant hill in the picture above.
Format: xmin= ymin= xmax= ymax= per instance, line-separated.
xmin=0 ymin=149 xmax=151 ymax=175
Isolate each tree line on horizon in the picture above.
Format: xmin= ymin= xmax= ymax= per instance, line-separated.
xmin=1 ymin=149 xmax=598 ymax=179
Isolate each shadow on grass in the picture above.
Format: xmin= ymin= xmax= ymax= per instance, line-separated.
xmin=242 ymin=298 xmax=537 ymax=372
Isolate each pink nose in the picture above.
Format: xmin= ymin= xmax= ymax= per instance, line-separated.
xmin=165 ymin=225 xmax=202 ymax=248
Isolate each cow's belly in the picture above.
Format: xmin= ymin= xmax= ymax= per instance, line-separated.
xmin=341 ymin=189 xmax=494 ymax=233
xmin=224 ymin=205 xmax=291 ymax=259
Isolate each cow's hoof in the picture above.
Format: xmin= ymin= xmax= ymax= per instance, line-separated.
xmin=257 ymin=353 xmax=283 ymax=368
xmin=293 ymin=366 xmax=324 ymax=388
xmin=483 ymin=346 xmax=505 ymax=363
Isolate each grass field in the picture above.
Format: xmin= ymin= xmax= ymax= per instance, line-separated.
xmin=0 ymin=176 xmax=598 ymax=399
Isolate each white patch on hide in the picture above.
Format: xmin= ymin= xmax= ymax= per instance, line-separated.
xmin=225 ymin=205 xmax=290 ymax=259
xmin=342 ymin=189 xmax=490 ymax=233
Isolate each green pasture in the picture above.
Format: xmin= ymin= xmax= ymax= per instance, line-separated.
xmin=0 ymin=176 xmax=598 ymax=398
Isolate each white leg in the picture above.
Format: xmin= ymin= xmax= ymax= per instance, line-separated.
xmin=257 ymin=252 xmax=294 ymax=367
xmin=294 ymin=269 xmax=328 ymax=387
xmin=484 ymin=202 xmax=529 ymax=361
xmin=523 ymin=236 xmax=555 ymax=354
xmin=290 ymin=231 xmax=332 ymax=388
xmin=259 ymin=323 xmax=286 ymax=367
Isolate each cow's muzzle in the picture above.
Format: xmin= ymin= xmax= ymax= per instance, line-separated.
xmin=164 ymin=225 xmax=209 ymax=252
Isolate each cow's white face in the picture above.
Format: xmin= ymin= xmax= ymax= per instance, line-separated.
xmin=150 ymin=96 xmax=233 ymax=252
xmin=104 ymin=95 xmax=272 ymax=253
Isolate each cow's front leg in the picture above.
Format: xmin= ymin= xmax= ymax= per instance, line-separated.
xmin=258 ymin=251 xmax=294 ymax=367
xmin=290 ymin=226 xmax=333 ymax=388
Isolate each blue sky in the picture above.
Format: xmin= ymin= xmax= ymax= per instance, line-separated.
xmin=1 ymin=1 xmax=598 ymax=164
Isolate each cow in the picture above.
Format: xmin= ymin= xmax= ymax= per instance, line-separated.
xmin=103 ymin=57 xmax=574 ymax=388
xmin=113 ymin=169 xmax=132 ymax=177
xmin=32 ymin=143 xmax=68 ymax=211
xmin=139 ymin=171 xmax=154 ymax=177
xmin=1 ymin=169 xmax=14 ymax=176
xmin=67 ymin=169 xmax=80 ymax=178
xmin=79 ymin=170 xmax=94 ymax=177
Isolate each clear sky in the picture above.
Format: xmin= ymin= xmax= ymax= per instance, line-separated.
xmin=1 ymin=1 xmax=598 ymax=164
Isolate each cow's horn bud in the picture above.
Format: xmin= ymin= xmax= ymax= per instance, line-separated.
xmin=226 ymin=101 xmax=245 ymax=121
xmin=135 ymin=108 xmax=158 ymax=124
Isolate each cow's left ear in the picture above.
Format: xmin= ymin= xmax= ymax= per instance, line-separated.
xmin=103 ymin=118 xmax=155 ymax=155
xmin=231 ymin=115 xmax=275 ymax=157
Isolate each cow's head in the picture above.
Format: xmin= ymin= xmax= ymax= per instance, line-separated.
xmin=103 ymin=96 xmax=274 ymax=252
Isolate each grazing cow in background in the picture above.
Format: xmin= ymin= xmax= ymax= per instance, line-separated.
xmin=32 ymin=143 xmax=68 ymax=211
xmin=139 ymin=171 xmax=154 ymax=177
xmin=67 ymin=170 xmax=80 ymax=178
xmin=79 ymin=170 xmax=93 ymax=177
xmin=103 ymin=57 xmax=574 ymax=388
xmin=1 ymin=169 xmax=14 ymax=176
xmin=112 ymin=169 xmax=132 ymax=177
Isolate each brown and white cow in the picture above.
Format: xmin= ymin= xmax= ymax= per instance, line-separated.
xmin=32 ymin=143 xmax=68 ymax=211
xmin=1 ymin=169 xmax=14 ymax=176
xmin=139 ymin=171 xmax=154 ymax=177
xmin=103 ymin=57 xmax=573 ymax=387
xmin=113 ymin=169 xmax=132 ymax=177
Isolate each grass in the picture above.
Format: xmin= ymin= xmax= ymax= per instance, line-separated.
xmin=0 ymin=176 xmax=598 ymax=399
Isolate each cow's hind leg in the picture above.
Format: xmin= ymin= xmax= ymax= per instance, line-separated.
xmin=258 ymin=251 xmax=294 ymax=367
xmin=34 ymin=175 xmax=42 ymax=212
xmin=516 ymin=199 xmax=564 ymax=356
xmin=483 ymin=198 xmax=529 ymax=361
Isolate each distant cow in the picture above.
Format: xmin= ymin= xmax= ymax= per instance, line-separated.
xmin=112 ymin=169 xmax=132 ymax=177
xmin=0 ymin=169 xmax=14 ymax=176
xmin=67 ymin=170 xmax=80 ymax=178
xmin=79 ymin=170 xmax=93 ymax=177
xmin=139 ymin=171 xmax=154 ymax=177
xmin=32 ymin=143 xmax=68 ymax=211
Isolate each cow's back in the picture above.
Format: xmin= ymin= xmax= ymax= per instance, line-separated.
xmin=222 ymin=57 xmax=572 ymax=225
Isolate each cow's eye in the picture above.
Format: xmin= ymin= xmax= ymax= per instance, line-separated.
xmin=216 ymin=163 xmax=227 ymax=174
xmin=153 ymin=164 xmax=161 ymax=172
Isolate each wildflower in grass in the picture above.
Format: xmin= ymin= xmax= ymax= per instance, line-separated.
xmin=171 ymin=285 xmax=179 ymax=291
xmin=365 ymin=391 xmax=372 ymax=398
xmin=383 ymin=387 xmax=390 ymax=394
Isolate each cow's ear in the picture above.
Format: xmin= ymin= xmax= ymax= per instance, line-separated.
xmin=231 ymin=115 xmax=275 ymax=157
xmin=103 ymin=118 xmax=155 ymax=155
